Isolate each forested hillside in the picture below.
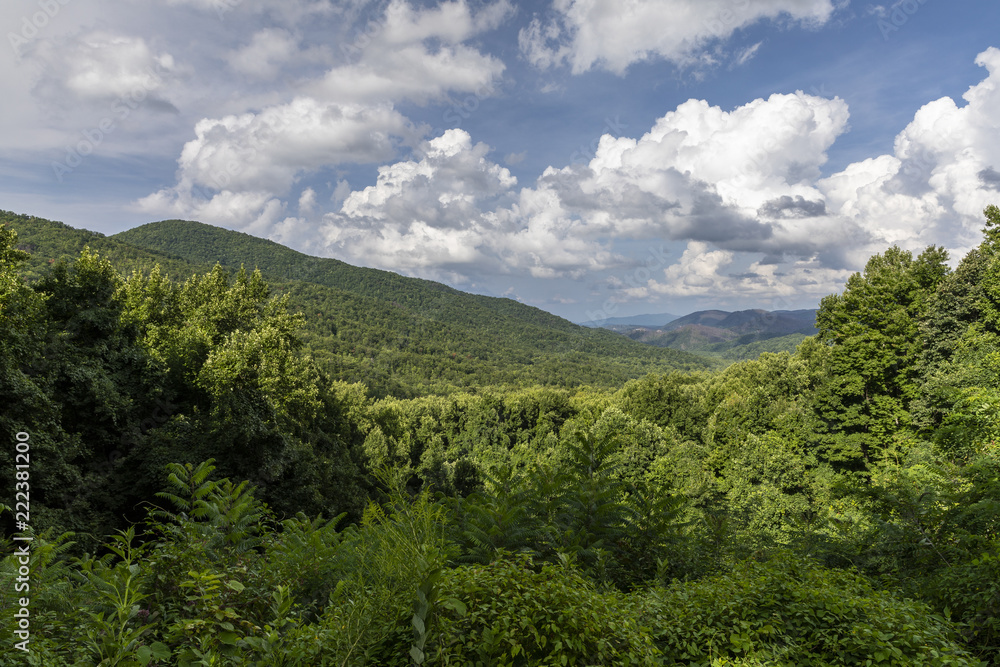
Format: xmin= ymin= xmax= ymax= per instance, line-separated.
xmin=1 ymin=207 xmax=999 ymax=665
xmin=4 ymin=212 xmax=714 ymax=397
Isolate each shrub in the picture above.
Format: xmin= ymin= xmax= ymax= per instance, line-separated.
xmin=643 ymin=553 xmax=983 ymax=666
xmin=422 ymin=553 xmax=661 ymax=666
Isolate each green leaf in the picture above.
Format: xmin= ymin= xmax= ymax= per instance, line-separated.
xmin=218 ymin=630 xmax=239 ymax=645
xmin=442 ymin=597 xmax=468 ymax=616
xmin=149 ymin=642 xmax=171 ymax=659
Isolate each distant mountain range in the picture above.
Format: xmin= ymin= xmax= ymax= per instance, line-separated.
xmin=660 ymin=309 xmax=818 ymax=334
xmin=579 ymin=312 xmax=680 ymax=328
xmin=598 ymin=308 xmax=819 ymax=361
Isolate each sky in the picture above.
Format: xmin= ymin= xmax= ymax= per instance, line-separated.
xmin=3 ymin=0 xmax=1000 ymax=323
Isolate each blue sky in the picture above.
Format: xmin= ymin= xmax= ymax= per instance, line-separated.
xmin=3 ymin=0 xmax=1000 ymax=322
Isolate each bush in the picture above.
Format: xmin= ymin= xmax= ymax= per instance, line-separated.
xmin=419 ymin=553 xmax=660 ymax=666
xmin=643 ymin=553 xmax=983 ymax=666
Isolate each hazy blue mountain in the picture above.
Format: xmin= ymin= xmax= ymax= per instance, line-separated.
xmin=603 ymin=308 xmax=818 ymax=360
xmin=579 ymin=312 xmax=680 ymax=328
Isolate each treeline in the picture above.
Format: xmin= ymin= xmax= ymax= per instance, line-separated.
xmin=0 ymin=208 xmax=999 ymax=664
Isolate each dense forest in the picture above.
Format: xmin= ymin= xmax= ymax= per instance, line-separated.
xmin=7 ymin=212 xmax=714 ymax=398
xmin=1 ymin=207 xmax=999 ymax=665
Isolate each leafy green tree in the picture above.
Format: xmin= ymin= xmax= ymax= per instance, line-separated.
xmin=0 ymin=244 xmax=165 ymax=542
xmin=616 ymin=372 xmax=709 ymax=443
xmin=919 ymin=207 xmax=1000 ymax=455
xmin=543 ymin=429 xmax=634 ymax=579
xmin=718 ymin=432 xmax=814 ymax=555
xmin=914 ymin=249 xmax=992 ymax=435
xmin=0 ymin=225 xmax=71 ymax=537
xmin=814 ymin=245 xmax=950 ymax=464
xmin=0 ymin=224 xmax=39 ymax=354
xmin=451 ymin=464 xmax=536 ymax=564
xmin=116 ymin=264 xmax=366 ymax=519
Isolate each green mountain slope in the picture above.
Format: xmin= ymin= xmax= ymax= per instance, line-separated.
xmin=4 ymin=212 xmax=210 ymax=283
xmin=115 ymin=219 xmax=589 ymax=335
xmin=3 ymin=211 xmax=716 ymax=396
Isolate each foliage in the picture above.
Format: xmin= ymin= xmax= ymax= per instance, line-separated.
xmin=423 ymin=553 xmax=661 ymax=665
xmin=112 ymin=216 xmax=717 ymax=394
xmin=815 ymin=245 xmax=951 ymax=465
xmin=6 ymin=207 xmax=1000 ymax=664
xmin=645 ymin=553 xmax=984 ymax=666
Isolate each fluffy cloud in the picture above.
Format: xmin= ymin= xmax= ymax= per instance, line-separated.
xmin=139 ymin=46 xmax=1000 ymax=310
xmin=509 ymin=90 xmax=851 ymax=262
xmin=179 ymin=99 xmax=413 ymax=192
xmin=309 ymin=0 xmax=510 ymax=105
xmin=520 ymin=0 xmax=837 ymax=74
xmin=468 ymin=47 xmax=1000 ymax=304
xmin=302 ymin=91 xmax=851 ymax=283
xmin=314 ymin=129 xmax=633 ymax=281
xmin=117 ymin=1 xmax=1000 ymax=311
xmin=501 ymin=184 xmax=624 ymax=278
xmin=649 ymin=241 xmax=733 ymax=296
xmin=820 ymin=47 xmax=1000 ymax=254
xmin=594 ymin=48 xmax=1000 ymax=304
xmin=137 ymin=0 xmax=511 ymax=235
xmin=137 ymin=188 xmax=287 ymax=238
xmin=32 ymin=32 xmax=176 ymax=107
xmin=638 ymin=242 xmax=851 ymax=301
xmin=161 ymin=0 xmax=337 ymax=24
xmin=136 ymin=97 xmax=415 ymax=228
xmin=320 ymin=129 xmax=521 ymax=275
xmin=226 ymin=28 xmax=328 ymax=80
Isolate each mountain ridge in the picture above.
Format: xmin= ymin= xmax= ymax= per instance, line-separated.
xmin=661 ymin=308 xmax=818 ymax=335
xmin=602 ymin=308 xmax=818 ymax=361
xmin=2 ymin=211 xmax=717 ymax=396
xmin=114 ymin=219 xmax=586 ymax=334
xmin=579 ymin=312 xmax=680 ymax=328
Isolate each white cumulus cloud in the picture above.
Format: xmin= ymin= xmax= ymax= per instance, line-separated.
xmin=309 ymin=0 xmax=510 ymax=105
xmin=319 ymin=129 xmax=521 ymax=275
xmin=519 ymin=0 xmax=837 ymax=74
xmin=135 ymin=98 xmax=417 ymax=230
xmin=509 ymin=90 xmax=851 ymax=262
